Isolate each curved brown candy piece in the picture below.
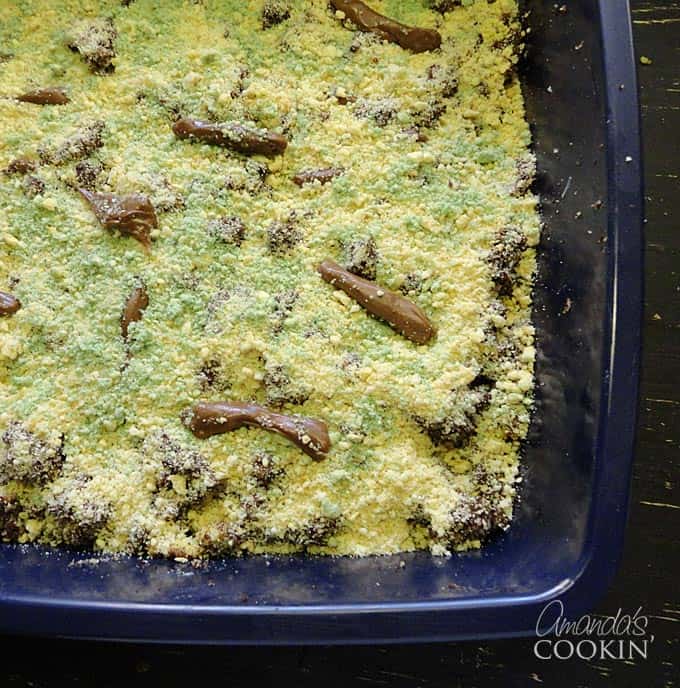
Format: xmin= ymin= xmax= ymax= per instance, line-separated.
xmin=172 ymin=118 xmax=287 ymax=158
xmin=318 ymin=259 xmax=435 ymax=344
xmin=292 ymin=167 xmax=344 ymax=187
xmin=183 ymin=401 xmax=331 ymax=461
xmin=0 ymin=291 xmax=21 ymax=316
xmin=17 ymin=87 xmax=70 ymax=105
xmin=78 ymin=188 xmax=157 ymax=251
xmin=121 ymin=281 xmax=149 ymax=340
xmin=330 ymin=0 xmax=441 ymax=53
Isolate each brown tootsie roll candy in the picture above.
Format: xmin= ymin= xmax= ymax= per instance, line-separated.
xmin=318 ymin=259 xmax=436 ymax=344
xmin=78 ymin=189 xmax=158 ymax=251
xmin=17 ymin=87 xmax=70 ymax=105
xmin=330 ymin=0 xmax=441 ymax=53
xmin=0 ymin=292 xmax=21 ymax=316
xmin=182 ymin=401 xmax=331 ymax=461
xmin=172 ymin=118 xmax=288 ymax=158
xmin=121 ymin=281 xmax=149 ymax=341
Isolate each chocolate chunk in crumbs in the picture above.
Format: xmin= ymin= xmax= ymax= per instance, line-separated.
xmin=183 ymin=401 xmax=331 ymax=461
xmin=0 ymin=291 xmax=22 ymax=316
xmin=330 ymin=1 xmax=441 ymax=53
xmin=121 ymin=280 xmax=149 ymax=342
xmin=17 ymin=87 xmax=70 ymax=105
xmin=78 ymin=188 xmax=158 ymax=251
xmin=318 ymin=259 xmax=436 ymax=345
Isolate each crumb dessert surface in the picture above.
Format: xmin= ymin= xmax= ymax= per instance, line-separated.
xmin=0 ymin=0 xmax=539 ymax=558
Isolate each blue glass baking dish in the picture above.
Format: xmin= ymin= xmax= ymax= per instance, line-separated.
xmin=0 ymin=0 xmax=642 ymax=644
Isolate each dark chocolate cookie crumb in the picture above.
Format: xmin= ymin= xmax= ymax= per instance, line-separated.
xmin=126 ymin=520 xmax=150 ymax=556
xmin=22 ymin=175 xmax=46 ymax=198
xmin=272 ymin=289 xmax=298 ymax=333
xmin=407 ymin=503 xmax=432 ymax=529
xmin=230 ymin=65 xmax=250 ymax=98
xmin=348 ymin=31 xmax=381 ymax=53
xmin=487 ymin=226 xmax=528 ymax=297
xmin=343 ymin=236 xmax=378 ymax=281
xmin=39 ymin=120 xmax=105 ymax=166
xmin=251 ymin=450 xmax=284 ymax=488
xmin=224 ymin=159 xmax=270 ymax=195
xmin=74 ymin=159 xmax=104 ymax=190
xmin=512 ymin=155 xmax=536 ymax=196
xmin=67 ymin=18 xmax=117 ymax=74
xmin=199 ymin=522 xmax=246 ymax=556
xmin=262 ymin=1 xmax=291 ymax=29
xmin=207 ymin=215 xmax=247 ymax=246
xmin=144 ymin=433 xmax=217 ymax=514
xmin=3 ymin=158 xmax=36 ymax=176
xmin=354 ymin=98 xmax=398 ymax=127
xmin=399 ymin=272 xmax=425 ymax=295
xmin=284 ymin=516 xmax=341 ymax=549
xmin=340 ymin=351 xmax=362 ymax=374
xmin=46 ymin=476 xmax=111 ymax=548
xmin=0 ymin=496 xmax=22 ymax=541
xmin=416 ymin=378 xmax=494 ymax=448
xmin=263 ymin=363 xmax=310 ymax=408
xmin=266 ymin=214 xmax=302 ymax=254
xmin=444 ymin=466 xmax=511 ymax=547
xmin=412 ymin=99 xmax=448 ymax=129
xmin=0 ymin=423 xmax=65 ymax=484
xmin=197 ymin=359 xmax=229 ymax=392
xmin=426 ymin=0 xmax=461 ymax=13
xmin=427 ymin=64 xmax=459 ymax=98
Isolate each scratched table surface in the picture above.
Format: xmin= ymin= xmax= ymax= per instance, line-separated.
xmin=2 ymin=1 xmax=679 ymax=686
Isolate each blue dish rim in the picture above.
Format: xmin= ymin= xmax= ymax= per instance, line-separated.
xmin=0 ymin=0 xmax=642 ymax=644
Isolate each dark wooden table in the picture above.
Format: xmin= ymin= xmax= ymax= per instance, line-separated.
xmin=2 ymin=2 xmax=678 ymax=685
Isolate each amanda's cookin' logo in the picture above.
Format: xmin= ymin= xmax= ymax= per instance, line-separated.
xmin=533 ymin=600 xmax=655 ymax=661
